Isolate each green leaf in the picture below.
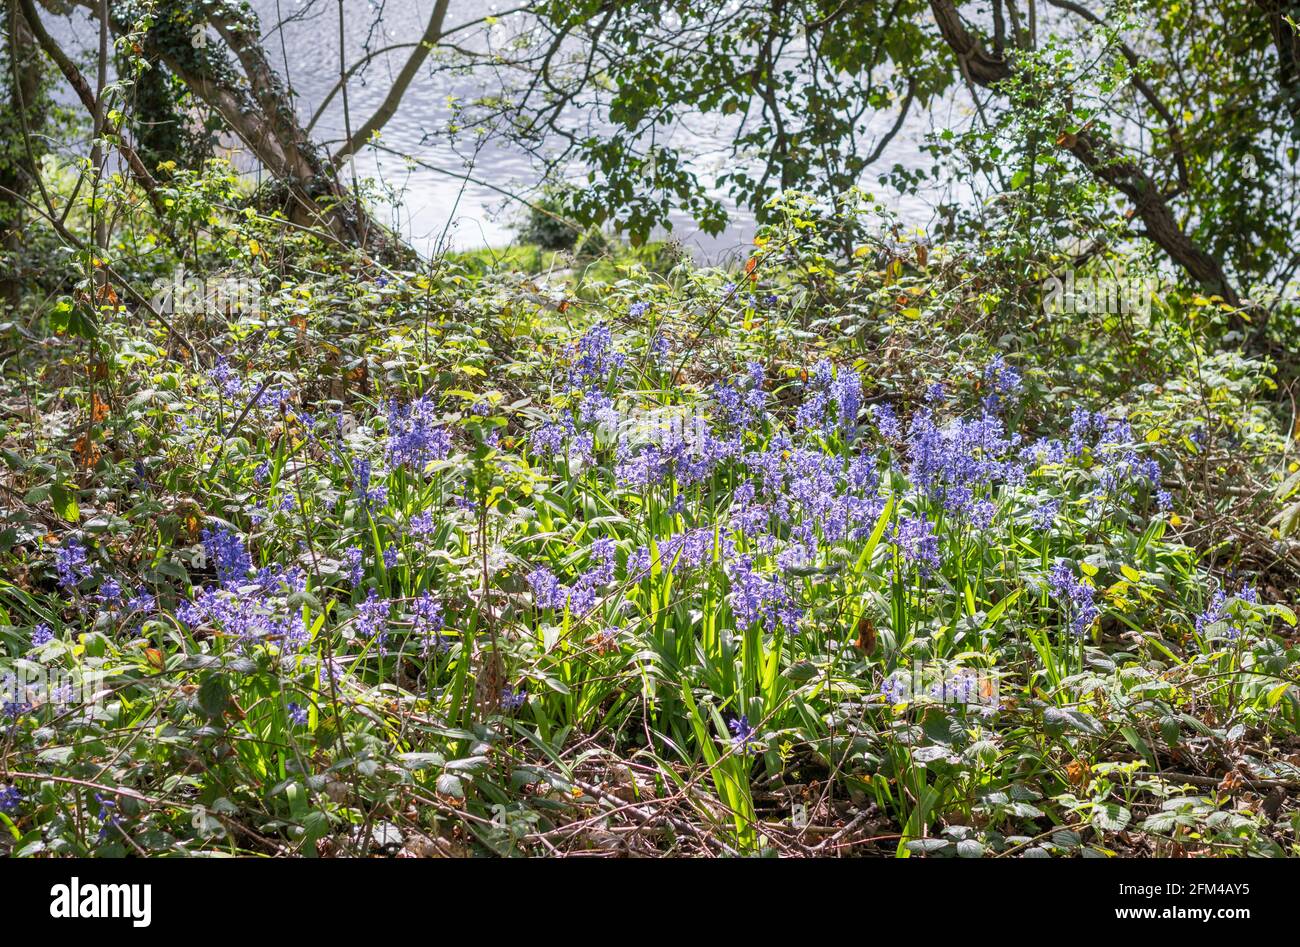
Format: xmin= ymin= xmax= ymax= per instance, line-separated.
xmin=50 ymin=483 xmax=80 ymax=523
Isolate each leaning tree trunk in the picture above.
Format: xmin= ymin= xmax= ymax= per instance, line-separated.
xmin=928 ymin=0 xmax=1243 ymax=311
xmin=47 ymin=0 xmax=406 ymax=257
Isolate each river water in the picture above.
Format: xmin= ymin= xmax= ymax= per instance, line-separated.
xmin=50 ymin=0 xmax=965 ymax=261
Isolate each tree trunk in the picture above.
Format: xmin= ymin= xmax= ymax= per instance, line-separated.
xmin=1 ymin=0 xmax=46 ymax=308
xmin=928 ymin=0 xmax=1242 ymax=309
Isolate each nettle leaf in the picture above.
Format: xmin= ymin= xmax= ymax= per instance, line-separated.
xmin=1044 ymin=707 xmax=1105 ymax=735
xmin=1091 ymin=803 xmax=1132 ymax=832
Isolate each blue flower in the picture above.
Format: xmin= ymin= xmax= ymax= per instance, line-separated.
xmin=727 ymin=556 xmax=801 ymax=632
xmin=413 ymin=591 xmax=447 ymax=654
xmin=872 ymin=403 xmax=902 ymax=440
xmin=345 ymin=547 xmax=364 ymax=585
xmin=894 ymin=514 xmax=940 ymax=574
xmin=355 ymin=589 xmax=392 ymax=651
xmin=527 ymin=565 xmax=566 ymax=611
xmin=1032 ymin=498 xmax=1062 ymax=532
xmin=880 ymin=671 xmax=910 ymax=705
xmin=287 ymin=702 xmax=309 ymax=726
xmin=728 ymin=715 xmax=758 ymax=753
xmin=210 ymin=356 xmax=243 ymax=398
xmin=99 ymin=578 xmax=123 ymax=603
xmin=55 ymin=537 xmax=92 ymax=590
xmin=981 ymin=355 xmax=1022 ymax=411
xmin=501 ymin=685 xmax=527 ymax=711
xmin=202 ymin=527 xmax=252 ymax=589
xmin=31 ymin=623 xmax=53 ymax=647
xmin=568 ymin=323 xmax=625 ymax=387
xmin=0 ymin=784 xmax=21 ymax=814
xmin=385 ymin=397 xmax=451 ymax=472
xmin=1048 ymin=560 xmax=1099 ymax=636
xmin=353 ymin=458 xmax=389 ymax=509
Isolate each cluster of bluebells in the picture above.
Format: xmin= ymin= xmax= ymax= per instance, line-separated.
xmin=353 ymin=459 xmax=389 ymax=509
xmin=180 ymin=528 xmax=308 ymax=651
xmin=1048 ymin=560 xmax=1099 ymax=637
xmin=518 ymin=329 xmax=1186 ymax=685
xmin=55 ymin=538 xmax=92 ymax=590
xmin=893 ymin=514 xmax=940 ymax=575
xmin=0 ymin=784 xmax=21 ymax=814
xmin=1195 ymin=583 xmax=1259 ymax=641
xmin=202 ymin=526 xmax=252 ymax=588
xmin=1026 ymin=409 xmax=1166 ymax=509
xmin=209 ymin=356 xmax=244 ymax=399
xmin=796 ymin=360 xmax=863 ymax=437
xmin=385 ymin=396 xmax=451 ymax=472
xmin=981 ymin=355 xmax=1022 ymax=412
xmin=568 ymin=323 xmax=625 ymax=388
xmin=527 ymin=539 xmax=619 ymax=616
xmin=412 ymin=591 xmax=447 ymax=654
xmin=355 ymin=589 xmax=393 ymax=652
xmin=727 ymin=556 xmax=802 ymax=632
xmin=907 ymin=408 xmax=1020 ymax=525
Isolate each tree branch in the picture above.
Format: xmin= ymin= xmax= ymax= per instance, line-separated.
xmin=331 ymin=0 xmax=451 ymax=166
xmin=928 ymin=0 xmax=1240 ymax=308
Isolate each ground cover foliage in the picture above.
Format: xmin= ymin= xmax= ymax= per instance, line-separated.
xmin=2 ymin=174 xmax=1299 ymax=858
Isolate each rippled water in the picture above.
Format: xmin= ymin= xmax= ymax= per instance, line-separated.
xmin=51 ymin=0 xmax=963 ymax=260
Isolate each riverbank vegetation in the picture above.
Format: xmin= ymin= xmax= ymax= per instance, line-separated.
xmin=2 ymin=1 xmax=1299 ymax=857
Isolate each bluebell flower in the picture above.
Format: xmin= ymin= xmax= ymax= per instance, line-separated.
xmin=728 ymin=555 xmax=802 ymax=631
xmin=830 ymin=366 xmax=863 ymax=434
xmin=894 ymin=514 xmax=940 ymax=574
xmin=880 ymin=671 xmax=910 ymax=705
xmin=385 ymin=396 xmax=451 ymax=472
xmin=31 ymin=623 xmax=53 ymax=647
xmin=872 ymin=403 xmax=902 ymax=440
xmin=1048 ymin=560 xmax=1099 ymax=636
xmin=55 ymin=537 xmax=92 ymax=590
xmin=210 ymin=356 xmax=243 ymax=398
xmin=99 ymin=578 xmax=123 ymax=603
xmin=345 ymin=547 xmax=364 ymax=585
xmin=1032 ymin=498 xmax=1062 ymax=531
xmin=287 ymin=702 xmax=309 ymax=726
xmin=94 ymin=793 xmax=121 ymax=839
xmin=981 ymin=355 xmax=1022 ymax=411
xmin=201 ymin=527 xmax=252 ymax=589
xmin=626 ymin=546 xmax=652 ymax=579
xmin=1195 ymin=583 xmax=1256 ymax=640
xmin=355 ymin=589 xmax=392 ymax=652
xmin=501 ymin=685 xmax=527 ymax=711
xmin=0 ymin=784 xmax=21 ymax=814
xmin=412 ymin=591 xmax=447 ymax=654
xmin=568 ymin=323 xmax=625 ymax=387
xmin=353 ymin=458 xmax=389 ymax=509
xmin=527 ymin=565 xmax=566 ymax=611
xmin=728 ymin=715 xmax=758 ymax=753
xmin=127 ymin=589 xmax=156 ymax=615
